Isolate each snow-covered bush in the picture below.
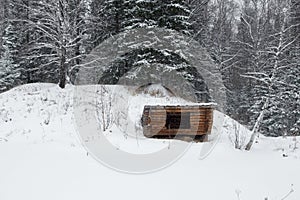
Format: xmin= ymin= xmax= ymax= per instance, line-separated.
xmin=96 ymin=86 xmax=113 ymax=132
xmin=223 ymin=114 xmax=249 ymax=150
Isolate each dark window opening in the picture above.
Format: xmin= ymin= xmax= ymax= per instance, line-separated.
xmin=166 ymin=112 xmax=190 ymax=129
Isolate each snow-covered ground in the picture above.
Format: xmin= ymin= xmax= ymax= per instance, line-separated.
xmin=0 ymin=83 xmax=299 ymax=200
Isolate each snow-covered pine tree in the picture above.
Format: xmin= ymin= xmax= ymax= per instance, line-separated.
xmin=65 ymin=0 xmax=89 ymax=82
xmin=121 ymin=0 xmax=158 ymax=30
xmin=254 ymin=0 xmax=300 ymax=137
xmin=96 ymin=0 xmax=211 ymax=102
xmin=89 ymin=0 xmax=107 ymax=49
xmin=0 ymin=0 xmax=4 ymax=56
xmin=207 ymin=0 xmax=237 ymax=65
xmin=19 ymin=0 xmax=89 ymax=88
xmin=156 ymin=0 xmax=192 ymax=34
xmin=206 ymin=0 xmax=239 ymax=119
xmin=101 ymin=0 xmax=126 ymax=36
xmin=100 ymin=0 xmax=193 ymax=35
xmin=289 ymin=0 xmax=300 ymax=135
xmin=1 ymin=0 xmax=61 ymax=86
xmin=225 ymin=0 xmax=267 ymax=125
xmin=187 ymin=0 xmax=210 ymax=45
xmin=0 ymin=23 xmax=21 ymax=92
xmin=0 ymin=0 xmax=24 ymax=92
xmin=241 ymin=0 xmax=300 ymax=149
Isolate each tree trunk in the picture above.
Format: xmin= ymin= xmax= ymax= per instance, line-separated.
xmin=245 ymin=98 xmax=269 ymax=151
xmin=59 ymin=47 xmax=67 ymax=88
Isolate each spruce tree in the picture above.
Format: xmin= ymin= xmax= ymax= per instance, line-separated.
xmin=99 ymin=0 xmax=193 ymax=35
xmin=95 ymin=0 xmax=210 ymax=102
xmin=156 ymin=0 xmax=192 ymax=34
xmin=230 ymin=0 xmax=300 ymax=137
xmin=0 ymin=23 xmax=21 ymax=92
xmin=0 ymin=0 xmax=25 ymax=92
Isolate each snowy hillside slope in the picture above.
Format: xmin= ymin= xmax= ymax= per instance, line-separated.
xmin=0 ymin=83 xmax=77 ymax=145
xmin=0 ymin=83 xmax=300 ymax=200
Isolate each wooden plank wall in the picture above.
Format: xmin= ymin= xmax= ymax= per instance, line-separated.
xmin=142 ymin=105 xmax=214 ymax=138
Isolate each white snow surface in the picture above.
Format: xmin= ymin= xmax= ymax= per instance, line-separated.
xmin=0 ymin=83 xmax=300 ymax=200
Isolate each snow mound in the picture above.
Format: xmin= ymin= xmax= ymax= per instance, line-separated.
xmin=0 ymin=83 xmax=297 ymax=155
xmin=0 ymin=83 xmax=251 ymax=149
xmin=0 ymin=83 xmax=77 ymax=145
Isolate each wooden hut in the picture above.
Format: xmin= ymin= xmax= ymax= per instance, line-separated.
xmin=141 ymin=105 xmax=215 ymax=142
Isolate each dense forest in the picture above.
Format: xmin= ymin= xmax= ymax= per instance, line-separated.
xmin=0 ymin=0 xmax=299 ymax=137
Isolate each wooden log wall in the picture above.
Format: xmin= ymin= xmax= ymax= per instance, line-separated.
xmin=142 ymin=105 xmax=214 ymax=139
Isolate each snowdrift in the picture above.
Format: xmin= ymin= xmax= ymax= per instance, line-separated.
xmin=0 ymin=84 xmax=300 ymax=200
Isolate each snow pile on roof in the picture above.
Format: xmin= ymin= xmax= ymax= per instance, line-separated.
xmin=137 ymin=83 xmax=175 ymax=97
